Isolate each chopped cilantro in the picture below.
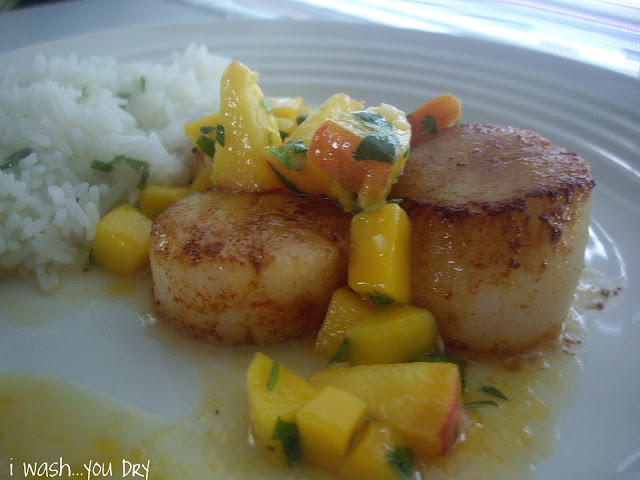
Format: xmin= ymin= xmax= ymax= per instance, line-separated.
xmin=267 ymin=163 xmax=305 ymax=195
xmin=386 ymin=445 xmax=414 ymax=480
xmin=90 ymin=155 xmax=150 ymax=189
xmin=352 ymin=132 xmax=398 ymax=164
xmin=113 ymin=155 xmax=150 ymax=188
xmin=200 ymin=126 xmax=215 ymax=135
xmin=89 ymin=159 xmax=114 ymax=173
xmin=420 ymin=114 xmax=437 ymax=135
xmin=268 ymin=140 xmax=308 ymax=171
xmin=261 ymin=97 xmax=272 ymax=114
xmin=215 ymin=124 xmax=225 ymax=146
xmin=271 ymin=417 xmax=301 ymax=466
xmin=480 ymin=385 xmax=509 ymax=401
xmin=266 ymin=361 xmax=279 ymax=390
xmin=368 ymin=292 xmax=394 ymax=305
xmin=464 ymin=400 xmax=499 ymax=409
xmin=196 ymin=135 xmax=217 ymax=157
xmin=295 ymin=114 xmax=308 ymax=126
xmin=352 ymin=111 xmax=393 ymax=132
xmin=1 ymin=148 xmax=32 ymax=170
xmin=328 ymin=338 xmax=349 ymax=365
xmin=279 ymin=130 xmax=289 ymax=141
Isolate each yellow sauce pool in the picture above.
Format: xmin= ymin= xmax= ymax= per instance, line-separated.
xmin=0 ymin=267 xmax=617 ymax=480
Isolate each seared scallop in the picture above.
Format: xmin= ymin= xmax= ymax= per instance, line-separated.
xmin=391 ymin=124 xmax=594 ymax=355
xmin=150 ymin=189 xmax=351 ymax=345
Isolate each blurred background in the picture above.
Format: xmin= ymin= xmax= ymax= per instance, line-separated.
xmin=0 ymin=0 xmax=639 ymax=78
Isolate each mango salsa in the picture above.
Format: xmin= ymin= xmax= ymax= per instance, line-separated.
xmin=348 ymin=202 xmax=411 ymax=304
xmin=92 ymin=204 xmax=152 ymax=276
xmin=266 ymin=93 xmax=362 ymax=200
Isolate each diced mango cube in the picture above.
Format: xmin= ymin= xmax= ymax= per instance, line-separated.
xmin=296 ymin=386 xmax=366 ymax=472
xmin=348 ymin=202 xmax=411 ymax=304
xmin=246 ymin=352 xmax=319 ymax=460
xmin=268 ymin=96 xmax=311 ymax=120
xmin=315 ymin=287 xmax=375 ymax=356
xmin=309 ymin=362 xmax=463 ymax=460
xmin=213 ymin=61 xmax=282 ymax=191
xmin=138 ymin=184 xmax=190 ymax=220
xmin=92 ymin=204 xmax=153 ymax=276
xmin=189 ymin=166 xmax=214 ymax=193
xmin=340 ymin=421 xmax=412 ymax=480
xmin=346 ymin=304 xmax=438 ymax=365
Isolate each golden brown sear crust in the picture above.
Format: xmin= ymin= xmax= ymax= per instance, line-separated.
xmin=391 ymin=124 xmax=594 ymax=355
xmin=150 ymin=189 xmax=351 ymax=345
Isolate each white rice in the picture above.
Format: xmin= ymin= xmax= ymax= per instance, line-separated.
xmin=0 ymin=44 xmax=230 ymax=291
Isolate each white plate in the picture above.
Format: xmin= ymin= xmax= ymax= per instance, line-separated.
xmin=1 ymin=19 xmax=639 ymax=480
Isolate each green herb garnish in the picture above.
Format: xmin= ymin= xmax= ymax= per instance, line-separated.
xmin=352 ymin=111 xmax=393 ymax=132
xmin=266 ymin=361 xmax=279 ymax=391
xmin=267 ymin=164 xmax=306 ymax=195
xmin=279 ymin=130 xmax=289 ymax=141
xmin=352 ymin=132 xmax=398 ymax=164
xmin=268 ymin=140 xmax=308 ymax=171
xmin=200 ymin=126 xmax=215 ymax=135
xmin=114 ymin=155 xmax=150 ymax=188
xmin=1 ymin=148 xmax=32 ymax=170
xmin=328 ymin=338 xmax=349 ymax=365
xmin=420 ymin=114 xmax=437 ymax=135
xmin=261 ymin=97 xmax=272 ymax=114
xmin=464 ymin=400 xmax=499 ymax=409
xmin=89 ymin=159 xmax=114 ymax=173
xmin=386 ymin=445 xmax=414 ymax=480
xmin=272 ymin=417 xmax=301 ymax=466
xmin=295 ymin=114 xmax=308 ymax=126
xmin=480 ymin=385 xmax=509 ymax=401
xmin=90 ymin=155 xmax=150 ymax=189
xmin=196 ymin=135 xmax=217 ymax=157
xmin=216 ymin=124 xmax=225 ymax=146
xmin=367 ymin=291 xmax=394 ymax=305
